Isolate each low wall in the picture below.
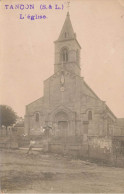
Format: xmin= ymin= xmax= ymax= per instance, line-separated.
xmin=48 ymin=136 xmax=124 ymax=167
xmin=49 ymin=143 xmax=111 ymax=160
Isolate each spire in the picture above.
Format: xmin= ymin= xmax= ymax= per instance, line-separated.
xmin=57 ymin=12 xmax=76 ymax=41
xmin=67 ymin=11 xmax=70 ymax=16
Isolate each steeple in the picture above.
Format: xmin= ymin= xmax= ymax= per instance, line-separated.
xmin=57 ymin=12 xmax=76 ymax=41
xmin=54 ymin=12 xmax=81 ymax=76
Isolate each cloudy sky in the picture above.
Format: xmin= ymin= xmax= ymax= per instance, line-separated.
xmin=0 ymin=0 xmax=124 ymax=118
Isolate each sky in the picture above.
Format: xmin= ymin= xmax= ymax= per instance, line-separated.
xmin=0 ymin=0 xmax=124 ymax=118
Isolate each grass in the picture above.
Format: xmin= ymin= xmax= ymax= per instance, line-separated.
xmin=0 ymin=149 xmax=124 ymax=193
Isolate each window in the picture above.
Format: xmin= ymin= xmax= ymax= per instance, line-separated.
xmin=88 ymin=111 xmax=92 ymax=120
xmin=35 ymin=113 xmax=39 ymax=122
xmin=61 ymin=48 xmax=68 ymax=62
xmin=64 ymin=32 xmax=69 ymax=38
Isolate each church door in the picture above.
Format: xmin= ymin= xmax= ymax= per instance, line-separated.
xmin=54 ymin=111 xmax=69 ymax=138
xmin=58 ymin=121 xmax=68 ymax=137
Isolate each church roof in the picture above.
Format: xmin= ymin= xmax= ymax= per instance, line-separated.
xmin=58 ymin=12 xmax=75 ymax=40
xmin=56 ymin=12 xmax=81 ymax=48
xmin=27 ymin=97 xmax=43 ymax=107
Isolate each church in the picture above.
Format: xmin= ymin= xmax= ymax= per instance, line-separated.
xmin=24 ymin=12 xmax=119 ymax=144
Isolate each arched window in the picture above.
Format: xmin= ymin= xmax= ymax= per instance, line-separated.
xmin=61 ymin=48 xmax=68 ymax=62
xmin=35 ymin=113 xmax=39 ymax=122
xmin=88 ymin=111 xmax=92 ymax=120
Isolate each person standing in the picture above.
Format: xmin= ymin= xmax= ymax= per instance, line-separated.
xmin=27 ymin=138 xmax=35 ymax=154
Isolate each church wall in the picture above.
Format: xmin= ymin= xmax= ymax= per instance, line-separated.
xmin=69 ymin=50 xmax=76 ymax=62
xmin=113 ymin=125 xmax=122 ymax=136
xmin=44 ymin=74 xmax=63 ymax=108
xmin=66 ymin=63 xmax=80 ymax=75
xmin=79 ymin=114 xmax=104 ymax=136
xmin=43 ymin=73 xmax=82 ymax=137
xmin=89 ymin=114 xmax=104 ymax=135
xmin=63 ymin=73 xmax=78 ymax=106
xmin=44 ymin=72 xmax=81 ymax=111
xmin=54 ymin=62 xmax=80 ymax=76
xmin=44 ymin=79 xmax=51 ymax=108
xmin=25 ymin=111 xmax=48 ymax=135
xmin=25 ymin=98 xmax=45 ymax=134
xmin=81 ymin=80 xmax=100 ymax=100
xmin=26 ymin=98 xmax=44 ymax=115
xmin=55 ymin=39 xmax=80 ymax=64
xmin=79 ymin=92 xmax=107 ymax=136
xmin=54 ymin=40 xmax=80 ymax=75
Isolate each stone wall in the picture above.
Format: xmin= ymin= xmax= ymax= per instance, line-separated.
xmin=49 ymin=136 xmax=113 ymax=162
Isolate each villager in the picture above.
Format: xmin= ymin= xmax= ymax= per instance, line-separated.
xmin=44 ymin=126 xmax=52 ymax=137
xmin=27 ymin=138 xmax=35 ymax=154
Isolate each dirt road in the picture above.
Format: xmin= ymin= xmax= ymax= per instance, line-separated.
xmin=0 ymin=149 xmax=124 ymax=193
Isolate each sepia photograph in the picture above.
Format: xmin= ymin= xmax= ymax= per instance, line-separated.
xmin=0 ymin=0 xmax=124 ymax=193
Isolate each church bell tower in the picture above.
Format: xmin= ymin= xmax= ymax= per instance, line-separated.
xmin=54 ymin=12 xmax=81 ymax=76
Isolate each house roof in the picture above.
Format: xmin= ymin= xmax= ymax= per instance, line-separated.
xmin=14 ymin=122 xmax=24 ymax=127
